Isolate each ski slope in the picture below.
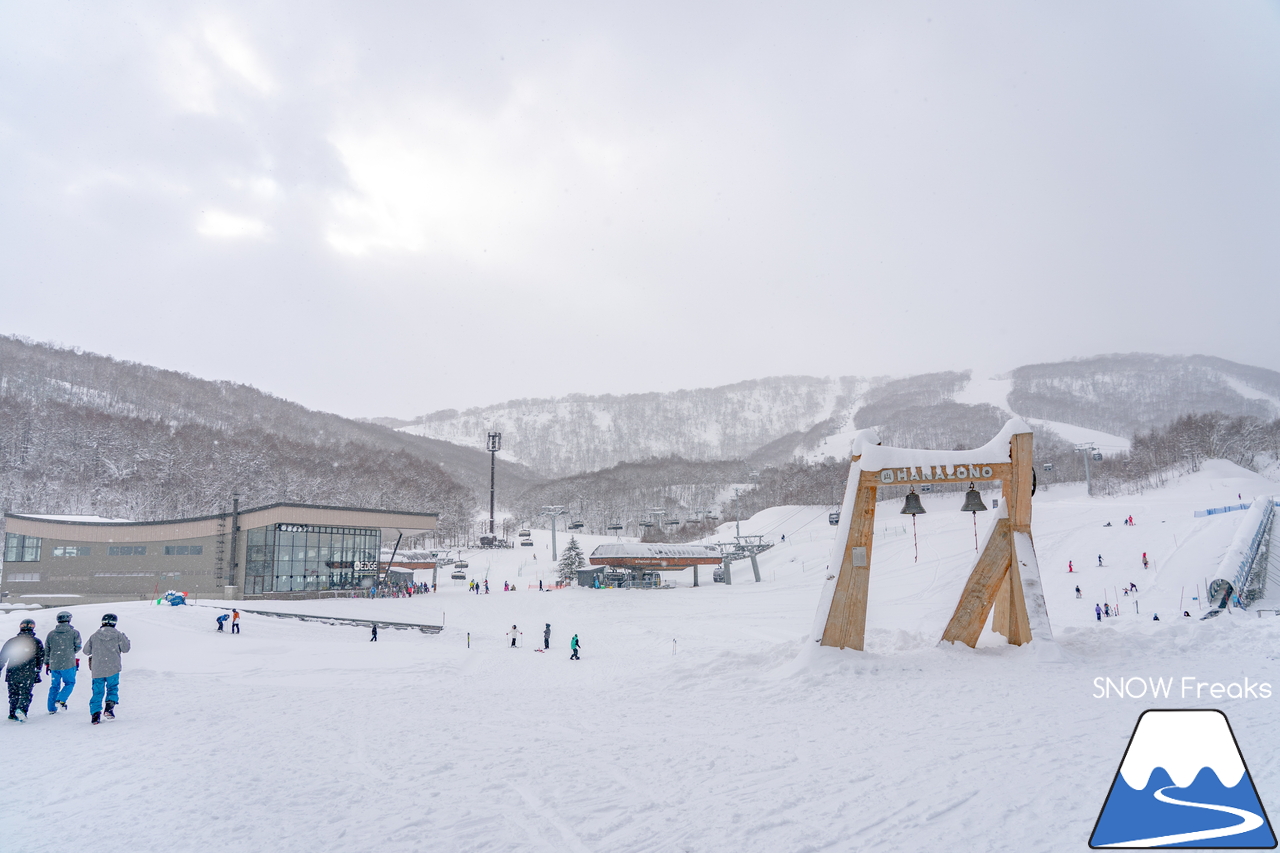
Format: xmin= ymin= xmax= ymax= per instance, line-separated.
xmin=3 ymin=463 xmax=1280 ymax=852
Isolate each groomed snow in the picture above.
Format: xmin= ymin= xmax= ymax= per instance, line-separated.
xmin=3 ymin=463 xmax=1280 ymax=851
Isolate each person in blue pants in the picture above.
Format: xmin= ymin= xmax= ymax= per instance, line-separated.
xmin=44 ymin=611 xmax=82 ymax=714
xmin=82 ymin=613 xmax=131 ymax=725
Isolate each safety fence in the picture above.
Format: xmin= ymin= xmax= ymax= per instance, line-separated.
xmin=1224 ymin=499 xmax=1275 ymax=610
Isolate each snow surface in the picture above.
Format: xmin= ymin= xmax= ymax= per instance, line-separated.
xmin=4 ymin=464 xmax=1280 ymax=851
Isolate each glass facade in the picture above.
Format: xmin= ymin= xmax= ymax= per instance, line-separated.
xmin=4 ymin=534 xmax=41 ymax=562
xmin=244 ymin=524 xmax=381 ymax=594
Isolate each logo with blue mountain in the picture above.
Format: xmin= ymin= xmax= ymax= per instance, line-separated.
xmin=1091 ymin=710 xmax=1276 ymax=848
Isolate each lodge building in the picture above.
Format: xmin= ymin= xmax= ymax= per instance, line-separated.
xmin=1 ymin=503 xmax=437 ymax=606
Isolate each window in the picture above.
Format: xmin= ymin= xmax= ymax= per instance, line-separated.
xmin=4 ymin=534 xmax=41 ymax=562
xmin=163 ymin=545 xmax=204 ymax=556
xmin=93 ymin=572 xmax=155 ymax=578
xmin=108 ymin=545 xmax=147 ymax=556
xmin=53 ymin=546 xmax=91 ymax=557
xmin=6 ymin=572 xmax=40 ymax=582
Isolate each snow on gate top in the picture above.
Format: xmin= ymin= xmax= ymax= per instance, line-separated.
xmin=851 ymin=418 xmax=1032 ymax=472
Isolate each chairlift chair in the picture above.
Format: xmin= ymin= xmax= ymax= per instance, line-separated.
xmin=607 ymin=524 xmax=624 ymax=532
xmin=828 ymin=512 xmax=841 ymax=526
xmin=568 ymin=521 xmax=584 ymax=530
xmin=518 ymin=529 xmax=532 ymax=538
xmin=450 ymin=569 xmax=467 ymax=580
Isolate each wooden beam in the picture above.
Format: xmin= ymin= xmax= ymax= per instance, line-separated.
xmin=868 ymin=462 xmax=1010 ymax=488
xmin=940 ymin=518 xmax=1013 ymax=648
xmin=820 ymin=470 xmax=879 ymax=650
xmin=1008 ymin=433 xmax=1033 ymax=534
xmin=992 ymin=571 xmax=1011 ymax=637
xmin=1002 ymin=557 xmax=1033 ymax=645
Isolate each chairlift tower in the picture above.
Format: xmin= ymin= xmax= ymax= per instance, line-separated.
xmin=541 ymin=505 xmax=567 ymax=561
xmin=1074 ymin=444 xmax=1101 ymax=497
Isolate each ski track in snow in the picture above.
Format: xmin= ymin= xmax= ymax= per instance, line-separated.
xmin=1101 ymin=786 xmax=1264 ymax=847
xmin=2 ymin=464 xmax=1279 ymax=851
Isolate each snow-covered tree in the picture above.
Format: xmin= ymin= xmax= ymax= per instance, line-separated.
xmin=558 ymin=536 xmax=586 ymax=583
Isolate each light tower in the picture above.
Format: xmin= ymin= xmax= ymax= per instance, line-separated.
xmin=486 ymin=432 xmax=502 ymax=535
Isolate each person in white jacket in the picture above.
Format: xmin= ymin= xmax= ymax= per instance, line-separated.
xmin=508 ymin=625 xmax=520 ymax=648
xmin=82 ymin=613 xmax=131 ymax=725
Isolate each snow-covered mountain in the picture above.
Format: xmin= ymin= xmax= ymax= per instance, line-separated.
xmin=394 ymin=355 xmax=1280 ymax=477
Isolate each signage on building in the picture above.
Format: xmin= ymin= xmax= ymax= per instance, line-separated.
xmin=877 ymin=464 xmax=997 ymax=485
xmin=277 ymin=524 xmax=310 ymax=533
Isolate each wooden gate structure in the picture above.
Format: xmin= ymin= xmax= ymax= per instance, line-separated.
xmin=817 ymin=420 xmax=1052 ymax=651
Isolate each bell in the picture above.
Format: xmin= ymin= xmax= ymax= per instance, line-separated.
xmin=901 ymin=489 xmax=926 ymax=515
xmin=960 ymin=484 xmax=988 ymax=513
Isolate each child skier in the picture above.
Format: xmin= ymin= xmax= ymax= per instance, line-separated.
xmin=45 ymin=611 xmax=81 ymax=714
xmin=570 ymin=634 xmax=581 ymax=660
xmin=2 ymin=619 xmax=44 ymax=722
xmin=509 ymin=625 xmax=519 ymax=648
xmin=82 ymin=613 xmax=130 ymax=725
xmin=543 ymin=623 xmax=551 ymax=650
xmin=216 ymin=613 xmax=229 ymax=632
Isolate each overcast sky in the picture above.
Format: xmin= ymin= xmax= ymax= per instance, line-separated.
xmin=3 ymin=2 xmax=1278 ymax=419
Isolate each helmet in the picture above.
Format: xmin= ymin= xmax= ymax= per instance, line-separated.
xmin=57 ymin=611 xmax=73 ymax=623
xmin=101 ymin=613 xmax=118 ymax=626
xmin=19 ymin=618 xmax=36 ymax=633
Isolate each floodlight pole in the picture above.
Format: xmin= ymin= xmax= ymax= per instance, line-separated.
xmin=486 ymin=432 xmax=501 ymax=535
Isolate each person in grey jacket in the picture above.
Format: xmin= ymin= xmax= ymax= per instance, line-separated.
xmin=44 ymin=611 xmax=82 ymax=714
xmin=82 ymin=613 xmax=131 ymax=725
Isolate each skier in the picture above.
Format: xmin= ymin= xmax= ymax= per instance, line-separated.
xmin=484 ymin=580 xmax=489 ymax=594
xmin=1068 ymin=561 xmax=1074 ymax=573
xmin=45 ymin=611 xmax=82 ymax=714
xmin=1129 ymin=582 xmax=1138 ymax=593
xmin=570 ymin=634 xmax=581 ymax=660
xmin=1098 ymin=554 xmax=1103 ymax=567
xmin=1128 ymin=515 xmax=1134 ymax=526
xmin=231 ymin=609 xmax=240 ymax=634
xmin=370 ymin=624 xmax=378 ymax=642
xmin=216 ymin=613 xmax=229 ymax=632
xmin=781 ymin=534 xmax=786 ymax=542
xmin=1142 ymin=553 xmax=1149 ymax=570
xmin=509 ymin=625 xmax=519 ymax=648
xmin=504 ymin=581 xmax=509 ymax=592
xmin=1075 ymin=585 xmax=1082 ymax=599
xmin=1104 ymin=603 xmax=1111 ymax=617
xmin=2 ymin=619 xmax=44 ymax=722
xmin=543 ymin=623 xmax=551 ymax=650
xmin=538 ymin=579 xmax=543 ymax=591
xmin=83 ymin=613 xmax=130 ymax=725
xmin=1095 ymin=604 xmax=1102 ymax=622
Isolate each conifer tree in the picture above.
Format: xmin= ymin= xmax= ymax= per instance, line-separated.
xmin=558 ymin=536 xmax=586 ymax=584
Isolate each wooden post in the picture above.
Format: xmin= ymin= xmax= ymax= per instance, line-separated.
xmin=992 ymin=572 xmax=1011 ymax=637
xmin=1008 ymin=432 xmax=1034 ymax=534
xmin=940 ymin=518 xmax=1012 ymax=647
xmin=821 ymin=470 xmax=878 ymax=650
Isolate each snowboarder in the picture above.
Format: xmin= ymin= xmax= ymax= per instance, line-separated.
xmin=1152 ymin=613 xmax=1160 ymax=621
xmin=1183 ymin=611 xmax=1192 ymax=617
xmin=1098 ymin=554 xmax=1103 ymax=567
xmin=1075 ymin=585 xmax=1082 ymax=599
xmin=370 ymin=624 xmax=378 ymax=642
xmin=570 ymin=634 xmax=580 ymax=660
xmin=216 ymin=613 xmax=229 ymax=632
xmin=45 ymin=611 xmax=81 ymax=714
xmin=1129 ymin=582 xmax=1138 ymax=593
xmin=2 ymin=619 xmax=44 ymax=722
xmin=231 ymin=609 xmax=240 ymax=634
xmin=543 ymin=623 xmax=551 ymax=650
xmin=1095 ymin=604 xmax=1102 ymax=622
xmin=1068 ymin=561 xmax=1074 ymax=573
xmin=83 ymin=613 xmax=130 ymax=725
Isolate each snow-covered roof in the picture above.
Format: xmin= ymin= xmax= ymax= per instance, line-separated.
xmin=590 ymin=543 xmax=719 ymax=559
xmin=10 ymin=514 xmax=134 ymax=523
xmin=855 ymin=418 xmax=1032 ymax=470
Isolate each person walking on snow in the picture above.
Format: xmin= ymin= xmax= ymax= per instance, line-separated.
xmin=509 ymin=625 xmax=519 ymax=648
xmin=370 ymin=624 xmax=378 ymax=642
xmin=1098 ymin=554 xmax=1103 ymax=567
xmin=2 ymin=619 xmax=44 ymax=722
xmin=1075 ymin=585 xmax=1082 ymax=599
xmin=231 ymin=609 xmax=240 ymax=634
xmin=82 ymin=613 xmax=130 ymax=725
xmin=1095 ymin=604 xmax=1102 ymax=622
xmin=216 ymin=613 xmax=229 ymax=632
xmin=45 ymin=611 xmax=81 ymax=714
xmin=1142 ymin=553 xmax=1149 ymax=570
xmin=543 ymin=623 xmax=551 ymax=650
xmin=1068 ymin=561 xmax=1074 ymax=573
xmin=570 ymin=634 xmax=581 ymax=660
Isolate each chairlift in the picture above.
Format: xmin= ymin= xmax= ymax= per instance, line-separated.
xmin=665 ymin=519 xmax=680 ymax=526
xmin=521 ymin=539 xmax=534 ymax=546
xmin=568 ymin=521 xmax=585 ymax=530
xmin=454 ymin=560 xmax=469 ymax=569
xmin=1043 ymin=462 xmax=1055 ymax=471
xmin=450 ymin=569 xmax=467 ymax=580
xmin=828 ymin=512 xmax=840 ymax=526
xmin=607 ymin=524 xmax=624 ymax=531
xmin=518 ymin=529 xmax=532 ymax=538
xmin=707 ymin=514 xmax=719 ymax=521
xmin=1092 ymin=451 xmax=1103 ymax=461
xmin=920 ymin=484 xmax=933 ymax=493
xmin=639 ymin=521 xmax=654 ymax=528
